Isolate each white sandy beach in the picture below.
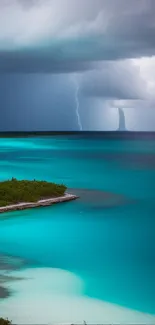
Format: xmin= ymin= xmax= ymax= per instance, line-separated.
xmin=0 ymin=194 xmax=78 ymax=214
xmin=0 ymin=267 xmax=155 ymax=325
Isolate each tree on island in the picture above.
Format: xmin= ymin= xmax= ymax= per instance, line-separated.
xmin=0 ymin=318 xmax=12 ymax=325
xmin=0 ymin=178 xmax=67 ymax=207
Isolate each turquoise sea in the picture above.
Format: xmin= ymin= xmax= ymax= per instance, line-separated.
xmin=0 ymin=134 xmax=155 ymax=324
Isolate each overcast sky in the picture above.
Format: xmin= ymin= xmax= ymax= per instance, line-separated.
xmin=0 ymin=0 xmax=155 ymax=131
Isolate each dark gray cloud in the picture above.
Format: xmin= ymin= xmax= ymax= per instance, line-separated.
xmin=0 ymin=51 xmax=95 ymax=74
xmin=0 ymin=0 xmax=155 ymax=72
xmin=81 ymin=61 xmax=147 ymax=100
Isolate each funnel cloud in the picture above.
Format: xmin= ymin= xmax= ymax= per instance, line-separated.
xmin=117 ymin=108 xmax=127 ymax=131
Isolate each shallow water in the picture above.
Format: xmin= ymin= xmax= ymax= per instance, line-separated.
xmin=0 ymin=135 xmax=155 ymax=324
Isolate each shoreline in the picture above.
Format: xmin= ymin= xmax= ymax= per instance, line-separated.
xmin=0 ymin=193 xmax=79 ymax=214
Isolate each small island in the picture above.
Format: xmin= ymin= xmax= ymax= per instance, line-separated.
xmin=0 ymin=178 xmax=78 ymax=213
xmin=0 ymin=318 xmax=12 ymax=325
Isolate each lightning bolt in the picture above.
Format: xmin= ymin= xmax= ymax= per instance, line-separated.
xmin=72 ymin=75 xmax=82 ymax=131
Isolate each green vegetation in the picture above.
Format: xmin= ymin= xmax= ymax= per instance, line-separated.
xmin=0 ymin=178 xmax=67 ymax=207
xmin=0 ymin=318 xmax=12 ymax=325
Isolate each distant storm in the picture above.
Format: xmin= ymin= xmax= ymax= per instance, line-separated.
xmin=0 ymin=0 xmax=155 ymax=131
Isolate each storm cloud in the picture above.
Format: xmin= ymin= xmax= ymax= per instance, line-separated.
xmin=81 ymin=60 xmax=148 ymax=100
xmin=0 ymin=0 xmax=155 ymax=72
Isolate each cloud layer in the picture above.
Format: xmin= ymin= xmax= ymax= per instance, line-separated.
xmin=0 ymin=0 xmax=155 ymax=72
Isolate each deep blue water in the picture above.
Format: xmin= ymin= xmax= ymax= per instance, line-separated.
xmin=0 ymin=135 xmax=155 ymax=322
